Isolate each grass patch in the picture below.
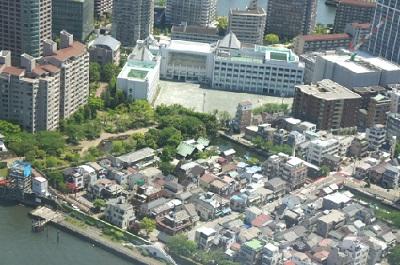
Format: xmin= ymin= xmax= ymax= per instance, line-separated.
xmin=0 ymin=167 xmax=8 ymax=178
xmin=65 ymin=216 xmax=87 ymax=228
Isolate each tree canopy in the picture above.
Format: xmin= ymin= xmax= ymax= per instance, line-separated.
xmin=166 ymin=234 xmax=197 ymax=257
xmin=264 ymin=34 xmax=280 ymax=45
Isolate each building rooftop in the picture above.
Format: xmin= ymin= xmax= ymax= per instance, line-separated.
xmin=300 ymin=33 xmax=351 ymax=42
xmin=339 ymin=0 xmax=376 ymax=7
xmin=319 ymin=209 xmax=345 ymax=223
xmin=47 ymin=41 xmax=87 ymax=62
xmin=244 ymin=239 xmax=264 ymax=251
xmin=91 ymin=35 xmax=121 ymax=51
xmin=117 ymin=148 xmax=155 ymax=164
xmin=319 ymin=50 xmax=400 ymax=73
xmin=230 ymin=6 xmax=266 ymax=16
xmin=296 ymin=79 xmax=362 ymax=100
xmin=172 ymin=24 xmax=218 ymax=35
xmin=168 ymin=40 xmax=213 ymax=54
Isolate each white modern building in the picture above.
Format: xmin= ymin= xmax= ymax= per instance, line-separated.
xmin=32 ymin=176 xmax=49 ymax=197
xmin=105 ymin=196 xmax=135 ymax=229
xmin=160 ymin=40 xmax=214 ymax=83
xmin=262 ymin=243 xmax=281 ymax=265
xmin=366 ymin=124 xmax=386 ymax=151
xmin=158 ymin=32 xmax=304 ymax=96
xmin=310 ymin=49 xmax=400 ymax=89
xmin=306 ymin=138 xmax=340 ymax=165
xmin=327 ymin=236 xmax=369 ymax=265
xmin=118 ymin=41 xmax=160 ymax=102
xmin=212 ymin=32 xmax=304 ymax=96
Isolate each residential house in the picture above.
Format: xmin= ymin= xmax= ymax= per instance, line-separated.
xmin=105 ymin=196 xmax=135 ymax=229
xmin=195 ymin=192 xmax=231 ymax=220
xmin=112 ymin=147 xmax=156 ymax=169
xmin=195 ymin=227 xmax=217 ymax=250
xmin=316 ymin=210 xmax=346 ymax=237
xmin=156 ymin=207 xmax=198 ymax=235
xmin=239 ymin=239 xmax=264 ymax=265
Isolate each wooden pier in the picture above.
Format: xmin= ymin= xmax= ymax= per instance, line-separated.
xmin=30 ymin=206 xmax=62 ymax=232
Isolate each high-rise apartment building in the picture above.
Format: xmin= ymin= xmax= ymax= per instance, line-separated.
xmin=95 ymin=0 xmax=112 ymax=16
xmin=52 ymin=0 xmax=94 ymax=42
xmin=293 ymin=79 xmax=362 ymax=130
xmin=228 ymin=0 xmax=267 ymax=44
xmin=0 ymin=0 xmax=52 ymax=62
xmin=41 ymin=31 xmax=90 ymax=119
xmin=0 ymin=51 xmax=60 ymax=132
xmin=0 ymin=31 xmax=89 ymax=131
xmin=112 ymin=0 xmax=154 ymax=47
xmin=368 ymin=0 xmax=400 ymax=64
xmin=166 ymin=0 xmax=217 ymax=27
xmin=333 ymin=0 xmax=376 ymax=33
xmin=265 ymin=0 xmax=317 ymax=40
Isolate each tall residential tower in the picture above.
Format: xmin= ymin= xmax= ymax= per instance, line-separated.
xmin=52 ymin=0 xmax=94 ymax=42
xmin=166 ymin=0 xmax=217 ymax=26
xmin=265 ymin=0 xmax=317 ymax=40
xmin=228 ymin=0 xmax=267 ymax=44
xmin=112 ymin=0 xmax=154 ymax=46
xmin=368 ymin=0 xmax=400 ymax=64
xmin=333 ymin=0 xmax=376 ymax=33
xmin=0 ymin=0 xmax=52 ymax=62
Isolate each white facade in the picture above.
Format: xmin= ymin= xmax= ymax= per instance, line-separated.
xmin=160 ymin=40 xmax=214 ymax=83
xmin=311 ymin=50 xmax=400 ymax=89
xmin=212 ymin=34 xmax=304 ymax=96
xmin=307 ymin=138 xmax=340 ymax=165
xmin=105 ymin=196 xmax=135 ymax=229
xmin=366 ymin=124 xmax=386 ymax=151
xmin=117 ymin=42 xmax=160 ymax=102
xmin=262 ymin=243 xmax=281 ymax=265
xmin=32 ymin=176 xmax=48 ymax=197
xmin=159 ymin=32 xmax=304 ymax=96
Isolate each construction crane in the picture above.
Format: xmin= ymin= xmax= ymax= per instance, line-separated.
xmin=348 ymin=17 xmax=386 ymax=61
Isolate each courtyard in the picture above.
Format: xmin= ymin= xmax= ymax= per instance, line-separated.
xmin=154 ymin=80 xmax=293 ymax=116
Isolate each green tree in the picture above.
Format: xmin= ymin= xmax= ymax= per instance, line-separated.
xmin=394 ymin=141 xmax=400 ymax=157
xmin=320 ymin=165 xmax=330 ymax=177
xmin=264 ymin=34 xmax=280 ymax=45
xmin=0 ymin=120 xmax=21 ymax=136
xmin=93 ymin=199 xmax=106 ymax=210
xmin=159 ymin=161 xmax=175 ymax=175
xmin=140 ymin=217 xmax=156 ymax=236
xmin=89 ymin=62 xmax=101 ymax=82
xmin=158 ymin=127 xmax=183 ymax=147
xmin=217 ymin=111 xmax=231 ymax=127
xmin=102 ymin=63 xmax=118 ymax=82
xmin=166 ymin=234 xmax=197 ymax=257
xmin=160 ymin=145 xmax=176 ymax=162
xmin=216 ymin=17 xmax=228 ymax=36
xmin=313 ymin=23 xmax=329 ymax=34
xmin=388 ymin=245 xmax=400 ymax=265
xmin=36 ymin=131 xmax=65 ymax=156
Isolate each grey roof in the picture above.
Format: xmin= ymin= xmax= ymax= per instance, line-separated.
xmin=219 ymin=32 xmax=241 ymax=49
xmin=129 ymin=43 xmax=154 ymax=62
xmin=117 ymin=147 xmax=155 ymax=164
xmin=92 ymin=35 xmax=120 ymax=51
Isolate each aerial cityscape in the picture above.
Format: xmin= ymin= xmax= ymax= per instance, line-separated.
xmin=0 ymin=0 xmax=400 ymax=265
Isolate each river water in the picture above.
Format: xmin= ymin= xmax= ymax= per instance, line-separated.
xmin=0 ymin=203 xmax=133 ymax=265
xmin=217 ymin=0 xmax=337 ymax=25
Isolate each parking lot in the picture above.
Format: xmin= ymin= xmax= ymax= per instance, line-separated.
xmin=154 ymin=80 xmax=293 ymax=116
